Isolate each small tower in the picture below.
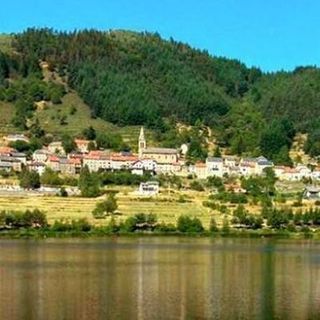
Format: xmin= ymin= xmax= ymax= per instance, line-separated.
xmin=138 ymin=127 xmax=146 ymax=159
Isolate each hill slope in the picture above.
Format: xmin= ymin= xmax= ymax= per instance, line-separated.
xmin=1 ymin=30 xmax=320 ymax=163
xmin=12 ymin=29 xmax=259 ymax=130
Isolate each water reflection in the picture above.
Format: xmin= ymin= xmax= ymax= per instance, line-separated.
xmin=0 ymin=238 xmax=320 ymax=320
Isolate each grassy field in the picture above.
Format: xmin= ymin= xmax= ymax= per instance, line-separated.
xmin=37 ymin=92 xmax=116 ymax=137
xmin=0 ymin=188 xmax=216 ymax=227
xmin=0 ymin=184 xmax=317 ymax=229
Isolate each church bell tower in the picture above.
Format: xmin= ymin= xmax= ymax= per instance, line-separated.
xmin=138 ymin=127 xmax=146 ymax=159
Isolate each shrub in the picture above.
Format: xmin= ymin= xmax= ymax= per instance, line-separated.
xmin=71 ymin=219 xmax=91 ymax=232
xmin=177 ymin=215 xmax=204 ymax=233
xmin=51 ymin=220 xmax=73 ymax=232
xmin=206 ymin=176 xmax=225 ymax=192
xmin=211 ymin=192 xmax=248 ymax=204
xmin=190 ymin=181 xmax=205 ymax=192
xmin=287 ymin=223 xmax=297 ymax=232
xmin=221 ymin=217 xmax=230 ymax=233
xmin=1 ymin=209 xmax=47 ymax=229
xmin=51 ymin=219 xmax=92 ymax=232
xmin=100 ymin=171 xmax=149 ymax=186
xmin=177 ymin=195 xmax=190 ymax=203
xmin=59 ymin=187 xmax=68 ymax=197
xmin=266 ymin=209 xmax=290 ymax=229
xmin=119 ymin=216 xmax=138 ymax=233
xmin=118 ymin=213 xmax=158 ymax=233
xmin=301 ymin=225 xmax=310 ymax=233
xmin=202 ymin=201 xmax=217 ymax=210
xmin=41 ymin=168 xmax=62 ymax=186
xmin=23 ymin=209 xmax=47 ymax=228
xmin=292 ymin=201 xmax=303 ymax=207
xmin=209 ymin=217 xmax=219 ymax=232
xmin=19 ymin=170 xmax=41 ymax=189
xmin=155 ymin=222 xmax=176 ymax=232
xmin=106 ymin=217 xmax=120 ymax=233
xmin=218 ymin=205 xmax=229 ymax=214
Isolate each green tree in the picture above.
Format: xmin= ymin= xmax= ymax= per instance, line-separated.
xmin=19 ymin=170 xmax=41 ymax=189
xmin=187 ymin=138 xmax=208 ymax=162
xmin=40 ymin=168 xmax=62 ymax=186
xmin=177 ymin=215 xmax=204 ymax=233
xmin=213 ymin=146 xmax=222 ymax=157
xmin=92 ymin=194 xmax=118 ymax=219
xmin=82 ymin=126 xmax=96 ymax=140
xmin=61 ymin=134 xmax=76 ymax=153
xmin=78 ymin=166 xmax=101 ymax=197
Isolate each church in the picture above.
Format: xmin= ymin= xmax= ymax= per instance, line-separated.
xmin=138 ymin=127 xmax=179 ymax=164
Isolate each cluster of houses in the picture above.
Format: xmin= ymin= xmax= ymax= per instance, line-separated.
xmin=1 ymin=129 xmax=320 ymax=183
xmin=192 ymin=157 xmax=320 ymax=181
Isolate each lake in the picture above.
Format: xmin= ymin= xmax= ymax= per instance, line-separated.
xmin=0 ymin=237 xmax=319 ymax=320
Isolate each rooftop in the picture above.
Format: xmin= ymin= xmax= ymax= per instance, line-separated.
xmin=143 ymin=148 xmax=178 ymax=155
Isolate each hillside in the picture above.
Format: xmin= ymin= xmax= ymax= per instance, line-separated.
xmin=0 ymin=88 xmax=154 ymax=149
xmin=1 ymin=29 xmax=320 ymax=163
xmin=0 ymin=34 xmax=12 ymax=53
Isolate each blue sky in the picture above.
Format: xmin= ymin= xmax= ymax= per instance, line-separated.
xmin=0 ymin=0 xmax=319 ymax=71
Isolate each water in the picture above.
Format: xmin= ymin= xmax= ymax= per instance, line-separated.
xmin=0 ymin=237 xmax=319 ymax=320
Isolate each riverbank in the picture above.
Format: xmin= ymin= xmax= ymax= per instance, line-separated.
xmin=0 ymin=228 xmax=319 ymax=240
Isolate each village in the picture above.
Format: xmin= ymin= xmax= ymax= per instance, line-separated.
xmin=1 ymin=127 xmax=320 ymax=188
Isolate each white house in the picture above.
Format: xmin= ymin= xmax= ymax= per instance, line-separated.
xmin=33 ymin=149 xmax=51 ymax=163
xmin=180 ymin=143 xmax=189 ymax=156
xmin=155 ymin=163 xmax=174 ymax=174
xmin=139 ymin=181 xmax=160 ymax=196
xmin=194 ymin=162 xmax=208 ymax=179
xmin=255 ymin=157 xmax=274 ymax=175
xmin=303 ymin=186 xmax=320 ymax=199
xmin=4 ymin=134 xmax=29 ymax=144
xmin=312 ymin=167 xmax=320 ymax=180
xmin=239 ymin=163 xmax=256 ymax=177
xmin=28 ymin=162 xmax=46 ymax=176
xmin=274 ymin=166 xmax=285 ymax=179
xmin=206 ymin=157 xmax=224 ymax=177
xmin=11 ymin=152 xmax=27 ymax=165
xmin=0 ymin=156 xmax=22 ymax=172
xmin=48 ymin=141 xmax=65 ymax=155
xmin=296 ymin=165 xmax=311 ymax=179
xmin=282 ymin=167 xmax=300 ymax=181
xmin=83 ymin=154 xmax=111 ymax=172
xmin=74 ymin=139 xmax=92 ymax=153
xmin=110 ymin=154 xmax=138 ymax=171
xmin=223 ymin=156 xmax=238 ymax=168
xmin=130 ymin=159 xmax=157 ymax=175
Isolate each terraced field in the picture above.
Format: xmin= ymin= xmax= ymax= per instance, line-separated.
xmin=0 ymin=185 xmax=316 ymax=229
xmin=0 ymin=189 xmax=215 ymax=227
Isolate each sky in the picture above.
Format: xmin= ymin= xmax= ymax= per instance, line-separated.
xmin=0 ymin=0 xmax=319 ymax=72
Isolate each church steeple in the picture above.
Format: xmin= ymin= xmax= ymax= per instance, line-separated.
xmin=138 ymin=127 xmax=146 ymax=158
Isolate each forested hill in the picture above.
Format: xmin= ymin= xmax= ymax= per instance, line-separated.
xmin=1 ymin=28 xmax=320 ymax=163
xmin=9 ymin=29 xmax=262 ymax=130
